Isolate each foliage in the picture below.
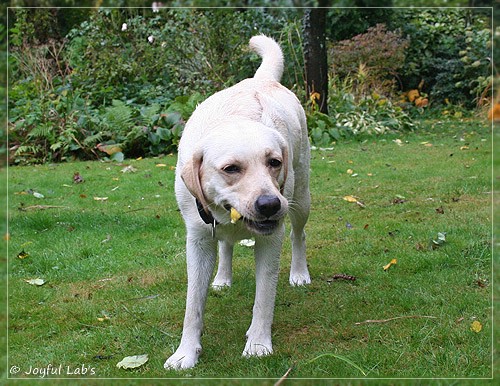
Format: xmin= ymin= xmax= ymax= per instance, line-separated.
xmin=330 ymin=24 xmax=409 ymax=97
xmin=394 ymin=8 xmax=491 ymax=108
xmin=308 ymin=76 xmax=414 ymax=147
xmin=7 ymin=7 xmax=491 ymax=165
xmin=8 ymin=7 xmax=290 ymax=164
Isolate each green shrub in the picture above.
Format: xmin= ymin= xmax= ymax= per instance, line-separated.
xmin=395 ymin=8 xmax=491 ymax=107
xmin=308 ymin=76 xmax=415 ymax=147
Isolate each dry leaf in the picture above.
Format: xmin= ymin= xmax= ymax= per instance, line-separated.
xmin=17 ymin=250 xmax=29 ymax=259
xmin=97 ymin=143 xmax=122 ymax=155
xmin=93 ymin=197 xmax=109 ymax=201
xmin=121 ymin=165 xmax=137 ymax=173
xmin=156 ymin=163 xmax=167 ymax=167
xmin=343 ymin=195 xmax=366 ymax=208
xmin=383 ymin=258 xmax=397 ymax=271
xmin=116 ymin=354 xmax=148 ymax=369
xmin=343 ymin=195 xmax=358 ymax=203
xmin=25 ymin=278 xmax=45 ymax=286
xmin=470 ymin=320 xmax=482 ymax=333
xmin=347 ymin=169 xmax=354 ymax=175
xmin=73 ymin=172 xmax=84 ymax=184
xmin=239 ymin=239 xmax=255 ymax=247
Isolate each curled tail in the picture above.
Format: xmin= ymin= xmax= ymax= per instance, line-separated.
xmin=249 ymin=35 xmax=284 ymax=82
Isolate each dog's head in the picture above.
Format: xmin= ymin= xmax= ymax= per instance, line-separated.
xmin=181 ymin=122 xmax=289 ymax=235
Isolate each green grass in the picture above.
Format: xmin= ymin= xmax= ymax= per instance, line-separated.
xmin=6 ymin=119 xmax=493 ymax=383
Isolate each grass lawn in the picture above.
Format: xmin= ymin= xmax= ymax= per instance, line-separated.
xmin=5 ymin=118 xmax=493 ymax=383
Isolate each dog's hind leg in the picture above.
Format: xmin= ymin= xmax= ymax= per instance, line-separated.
xmin=164 ymin=234 xmax=217 ymax=370
xmin=212 ymin=240 xmax=233 ymax=289
xmin=289 ymin=177 xmax=311 ymax=286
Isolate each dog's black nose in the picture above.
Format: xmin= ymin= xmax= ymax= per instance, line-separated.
xmin=255 ymin=195 xmax=281 ymax=218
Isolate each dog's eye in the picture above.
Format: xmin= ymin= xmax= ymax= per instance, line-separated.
xmin=223 ymin=164 xmax=241 ymax=174
xmin=268 ymin=158 xmax=282 ymax=168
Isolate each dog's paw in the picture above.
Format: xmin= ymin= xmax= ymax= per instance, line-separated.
xmin=242 ymin=337 xmax=272 ymax=358
xmin=164 ymin=346 xmax=201 ymax=370
xmin=289 ymin=272 xmax=311 ymax=286
xmin=211 ymin=277 xmax=232 ymax=290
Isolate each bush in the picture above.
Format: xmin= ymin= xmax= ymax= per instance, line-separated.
xmin=308 ymin=76 xmax=414 ymax=147
xmin=330 ymin=24 xmax=409 ymax=97
xmin=8 ymin=8 xmax=291 ymax=164
xmin=395 ymin=8 xmax=491 ymax=108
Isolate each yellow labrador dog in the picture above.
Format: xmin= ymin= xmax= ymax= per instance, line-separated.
xmin=164 ymin=35 xmax=311 ymax=370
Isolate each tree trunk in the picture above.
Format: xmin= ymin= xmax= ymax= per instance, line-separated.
xmin=303 ymin=5 xmax=328 ymax=115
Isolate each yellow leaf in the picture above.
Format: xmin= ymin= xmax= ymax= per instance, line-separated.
xmin=470 ymin=320 xmax=482 ymax=333
xmin=383 ymin=258 xmax=397 ymax=271
xmin=310 ymin=92 xmax=320 ymax=102
xmin=230 ymin=207 xmax=242 ymax=224
xmin=97 ymin=143 xmax=122 ymax=155
xmin=347 ymin=169 xmax=354 ymax=175
xmin=460 ymin=146 xmax=469 ymax=150
xmin=343 ymin=195 xmax=358 ymax=203
xmin=156 ymin=163 xmax=167 ymax=167
xmin=17 ymin=250 xmax=29 ymax=259
xmin=408 ymin=89 xmax=419 ymax=102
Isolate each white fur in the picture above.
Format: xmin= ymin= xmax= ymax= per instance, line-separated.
xmin=164 ymin=35 xmax=311 ymax=370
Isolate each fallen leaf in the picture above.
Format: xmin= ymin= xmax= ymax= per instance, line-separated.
xmin=343 ymin=195 xmax=358 ymax=203
xmin=383 ymin=258 xmax=397 ymax=271
xmin=470 ymin=320 xmax=482 ymax=333
xmin=347 ymin=169 xmax=354 ymax=175
xmin=17 ymin=250 xmax=29 ymax=259
xmin=239 ymin=239 xmax=255 ymax=247
xmin=25 ymin=278 xmax=45 ymax=286
xmin=328 ymin=273 xmax=357 ymax=282
xmin=460 ymin=146 xmax=469 ymax=150
xmin=393 ymin=139 xmax=403 ymax=146
xmin=101 ymin=235 xmax=112 ymax=243
xmin=432 ymin=232 xmax=446 ymax=247
xmin=73 ymin=172 xmax=84 ymax=184
xmin=4 ymin=233 xmax=10 ymax=241
xmin=97 ymin=143 xmax=122 ymax=155
xmin=363 ymin=224 xmax=369 ymax=230
xmin=116 ymin=354 xmax=148 ymax=369
xmin=156 ymin=163 xmax=167 ymax=167
xmin=93 ymin=197 xmax=109 ymax=201
xmin=121 ymin=165 xmax=137 ymax=173
xmin=343 ymin=195 xmax=366 ymax=208
xmin=33 ymin=192 xmax=44 ymax=199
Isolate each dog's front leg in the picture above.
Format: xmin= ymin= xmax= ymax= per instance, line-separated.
xmin=164 ymin=233 xmax=217 ymax=370
xmin=243 ymin=225 xmax=284 ymax=358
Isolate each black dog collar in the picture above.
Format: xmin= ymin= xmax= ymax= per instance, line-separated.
xmin=196 ymin=199 xmax=219 ymax=238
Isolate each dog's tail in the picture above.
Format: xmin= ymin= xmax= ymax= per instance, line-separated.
xmin=249 ymin=35 xmax=284 ymax=82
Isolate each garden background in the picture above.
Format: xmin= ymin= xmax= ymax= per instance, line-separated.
xmin=1 ymin=0 xmax=497 ymax=383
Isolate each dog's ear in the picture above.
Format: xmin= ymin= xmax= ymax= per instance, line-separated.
xmin=181 ymin=150 xmax=209 ymax=212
